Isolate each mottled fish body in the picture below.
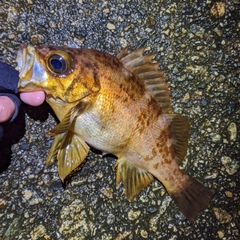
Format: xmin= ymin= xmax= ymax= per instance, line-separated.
xmin=16 ymin=44 xmax=213 ymax=221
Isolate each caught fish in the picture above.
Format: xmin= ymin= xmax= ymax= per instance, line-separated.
xmin=16 ymin=44 xmax=213 ymax=221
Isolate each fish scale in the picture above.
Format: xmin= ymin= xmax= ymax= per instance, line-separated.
xmin=16 ymin=44 xmax=213 ymax=221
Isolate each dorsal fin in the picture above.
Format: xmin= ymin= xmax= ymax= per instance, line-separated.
xmin=116 ymin=47 xmax=129 ymax=59
xmin=165 ymin=114 xmax=190 ymax=164
xmin=118 ymin=47 xmax=172 ymax=114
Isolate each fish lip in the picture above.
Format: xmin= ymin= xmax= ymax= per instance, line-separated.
xmin=16 ymin=44 xmax=47 ymax=89
xmin=16 ymin=44 xmax=36 ymax=83
xmin=15 ymin=44 xmax=26 ymax=73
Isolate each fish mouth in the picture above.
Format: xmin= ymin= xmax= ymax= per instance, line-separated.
xmin=16 ymin=44 xmax=47 ymax=90
xmin=16 ymin=44 xmax=35 ymax=85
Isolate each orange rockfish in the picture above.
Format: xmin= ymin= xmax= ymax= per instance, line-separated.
xmin=16 ymin=44 xmax=213 ymax=221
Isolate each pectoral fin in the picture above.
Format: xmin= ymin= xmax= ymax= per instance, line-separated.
xmin=57 ymin=131 xmax=89 ymax=182
xmin=116 ymin=158 xmax=153 ymax=200
xmin=44 ymin=101 xmax=89 ymax=181
xmin=46 ymin=101 xmax=88 ymax=136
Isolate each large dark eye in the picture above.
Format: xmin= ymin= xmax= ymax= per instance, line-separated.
xmin=47 ymin=50 xmax=73 ymax=75
xmin=50 ymin=57 xmax=64 ymax=71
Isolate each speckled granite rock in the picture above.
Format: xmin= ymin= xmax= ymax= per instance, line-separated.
xmin=0 ymin=0 xmax=239 ymax=239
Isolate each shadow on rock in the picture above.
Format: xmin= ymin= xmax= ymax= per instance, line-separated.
xmin=0 ymin=101 xmax=54 ymax=173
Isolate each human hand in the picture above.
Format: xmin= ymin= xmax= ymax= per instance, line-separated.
xmin=19 ymin=91 xmax=45 ymax=106
xmin=0 ymin=96 xmax=15 ymax=122
xmin=0 ymin=91 xmax=45 ymax=123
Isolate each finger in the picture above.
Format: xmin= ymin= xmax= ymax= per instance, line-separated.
xmin=0 ymin=96 xmax=15 ymax=123
xmin=20 ymin=91 xmax=45 ymax=106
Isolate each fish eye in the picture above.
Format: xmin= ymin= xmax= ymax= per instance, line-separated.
xmin=47 ymin=50 xmax=73 ymax=75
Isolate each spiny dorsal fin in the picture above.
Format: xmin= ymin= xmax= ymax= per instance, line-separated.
xmin=165 ymin=114 xmax=190 ymax=164
xmin=118 ymin=47 xmax=172 ymax=114
xmin=116 ymin=158 xmax=153 ymax=200
xmin=116 ymin=47 xmax=129 ymax=59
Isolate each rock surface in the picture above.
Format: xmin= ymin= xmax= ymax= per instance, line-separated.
xmin=0 ymin=0 xmax=239 ymax=239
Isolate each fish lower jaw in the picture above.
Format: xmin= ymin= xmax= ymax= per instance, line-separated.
xmin=46 ymin=96 xmax=68 ymax=106
xmin=18 ymin=81 xmax=44 ymax=92
xmin=18 ymin=80 xmax=30 ymax=88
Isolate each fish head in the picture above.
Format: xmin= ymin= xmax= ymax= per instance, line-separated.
xmin=16 ymin=44 xmax=100 ymax=103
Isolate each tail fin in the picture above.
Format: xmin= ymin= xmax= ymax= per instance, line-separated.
xmin=169 ymin=175 xmax=214 ymax=222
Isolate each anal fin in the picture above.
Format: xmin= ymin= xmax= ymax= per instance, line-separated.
xmin=116 ymin=158 xmax=153 ymax=200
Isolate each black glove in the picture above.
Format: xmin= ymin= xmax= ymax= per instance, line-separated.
xmin=0 ymin=61 xmax=21 ymax=140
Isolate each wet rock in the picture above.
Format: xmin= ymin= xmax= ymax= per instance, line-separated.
xmin=140 ymin=195 xmax=149 ymax=203
xmin=8 ymin=33 xmax=15 ymax=39
xmin=101 ymin=187 xmax=113 ymax=199
xmin=225 ymin=191 xmax=233 ymax=198
xmin=48 ymin=20 xmax=57 ymax=28
xmin=140 ymin=229 xmax=148 ymax=238
xmin=3 ymin=218 xmax=22 ymax=240
xmin=221 ymin=156 xmax=239 ymax=175
xmin=211 ymin=133 xmax=222 ymax=142
xmin=30 ymin=34 xmax=45 ymax=44
xmin=227 ymin=122 xmax=237 ymax=141
xmin=214 ymin=27 xmax=223 ymax=37
xmin=0 ymin=199 xmax=7 ymax=209
xmin=183 ymin=92 xmax=190 ymax=103
xmin=217 ymin=230 xmax=225 ymax=239
xmin=0 ymin=0 xmax=239 ymax=239
xmin=22 ymin=190 xmax=32 ymax=201
xmin=210 ymin=2 xmax=226 ymax=18
xmin=19 ymin=142 xmax=31 ymax=151
xmin=101 ymin=233 xmax=113 ymax=239
xmin=29 ymin=197 xmax=40 ymax=206
xmin=11 ymin=179 xmax=19 ymax=189
xmin=28 ymin=174 xmax=35 ymax=180
xmin=128 ymin=209 xmax=141 ymax=221
xmin=204 ymin=168 xmax=219 ymax=179
xmin=7 ymin=6 xmax=18 ymax=22
xmin=213 ymin=207 xmax=232 ymax=223
xmin=30 ymin=225 xmax=47 ymax=240
xmin=107 ymin=22 xmax=116 ymax=30
xmin=107 ymin=213 xmax=115 ymax=224
xmin=146 ymin=206 xmax=158 ymax=214
xmin=59 ymin=199 xmax=90 ymax=238
xmin=115 ymin=231 xmax=132 ymax=240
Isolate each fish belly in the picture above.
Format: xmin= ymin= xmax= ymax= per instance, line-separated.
xmin=71 ymin=110 xmax=133 ymax=154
